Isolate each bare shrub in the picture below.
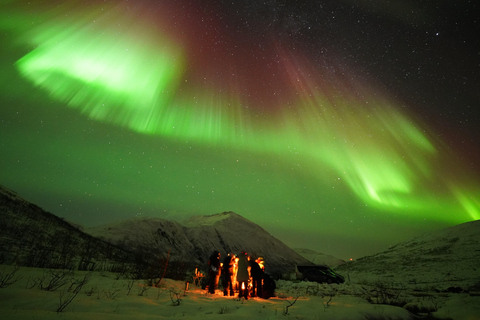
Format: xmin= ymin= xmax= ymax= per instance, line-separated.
xmin=0 ymin=265 xmax=22 ymax=288
xmin=322 ymin=286 xmax=337 ymax=311
xmin=25 ymin=274 xmax=40 ymax=289
xmin=103 ymin=284 xmax=120 ymax=300
xmin=169 ymin=287 xmax=183 ymax=306
xmin=367 ymin=281 xmax=407 ymax=307
xmin=279 ymin=286 xmax=303 ymax=315
xmin=218 ymin=305 xmax=230 ymax=314
xmin=138 ymin=281 xmax=151 ymax=296
xmin=84 ymin=284 xmax=97 ymax=296
xmin=56 ymin=273 xmax=91 ymax=312
xmin=126 ymin=279 xmax=136 ymax=295
xmin=40 ymin=269 xmax=73 ymax=291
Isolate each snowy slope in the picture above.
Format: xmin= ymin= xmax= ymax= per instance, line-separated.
xmin=336 ymin=219 xmax=480 ymax=290
xmin=185 ymin=212 xmax=313 ymax=273
xmin=87 ymin=217 xmax=196 ymax=259
xmin=294 ymin=248 xmax=345 ymax=267
xmin=87 ymin=212 xmax=312 ymax=275
xmin=0 ymin=185 xmax=135 ymax=270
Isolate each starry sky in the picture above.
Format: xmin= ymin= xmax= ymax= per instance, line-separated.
xmin=1 ymin=0 xmax=479 ymax=260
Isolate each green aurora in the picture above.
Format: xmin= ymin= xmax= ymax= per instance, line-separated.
xmin=1 ymin=0 xmax=478 ymax=259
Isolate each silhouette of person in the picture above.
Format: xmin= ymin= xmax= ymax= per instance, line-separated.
xmin=262 ymin=273 xmax=276 ymax=299
xmin=221 ymin=253 xmax=235 ymax=296
xmin=250 ymin=256 xmax=264 ymax=297
xmin=207 ymin=250 xmax=221 ymax=294
xmin=236 ymin=251 xmax=250 ymax=299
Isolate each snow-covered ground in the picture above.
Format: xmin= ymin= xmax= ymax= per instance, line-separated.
xmin=1 ymin=265 xmax=479 ymax=319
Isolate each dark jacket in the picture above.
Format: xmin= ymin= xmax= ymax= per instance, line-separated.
xmin=208 ymin=251 xmax=221 ymax=275
xmin=250 ymin=260 xmax=263 ymax=279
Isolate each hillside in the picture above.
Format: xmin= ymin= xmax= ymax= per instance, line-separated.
xmin=0 ymin=185 xmax=135 ymax=272
xmin=294 ymin=248 xmax=345 ymax=267
xmin=0 ymin=185 xmax=312 ymax=277
xmin=87 ymin=211 xmax=312 ymax=276
xmin=336 ymin=219 xmax=480 ymax=290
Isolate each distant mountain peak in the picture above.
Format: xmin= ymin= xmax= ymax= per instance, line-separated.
xmin=87 ymin=211 xmax=311 ymax=274
xmin=182 ymin=211 xmax=245 ymax=227
xmin=294 ymin=248 xmax=345 ymax=267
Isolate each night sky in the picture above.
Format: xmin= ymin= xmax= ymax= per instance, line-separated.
xmin=1 ymin=0 xmax=479 ymax=260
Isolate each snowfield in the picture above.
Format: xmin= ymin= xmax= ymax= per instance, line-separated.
xmin=1 ymin=265 xmax=479 ymax=320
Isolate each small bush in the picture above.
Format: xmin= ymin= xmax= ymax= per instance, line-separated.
xmin=56 ymin=273 xmax=91 ymax=312
xmin=40 ymin=269 xmax=73 ymax=292
xmin=218 ymin=306 xmax=230 ymax=314
xmin=0 ymin=265 xmax=22 ymax=288
xmin=169 ymin=287 xmax=183 ymax=306
xmin=367 ymin=281 xmax=407 ymax=307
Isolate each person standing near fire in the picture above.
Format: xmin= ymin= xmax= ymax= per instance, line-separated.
xmin=236 ymin=251 xmax=250 ymax=299
xmin=250 ymin=256 xmax=264 ymax=298
xmin=207 ymin=250 xmax=221 ymax=294
xmin=221 ymin=253 xmax=235 ymax=296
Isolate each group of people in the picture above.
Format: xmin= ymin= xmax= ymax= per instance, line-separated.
xmin=206 ymin=250 xmax=275 ymax=299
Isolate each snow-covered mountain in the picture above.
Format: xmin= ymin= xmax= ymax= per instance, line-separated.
xmin=336 ymin=219 xmax=480 ymax=290
xmin=86 ymin=211 xmax=312 ymax=276
xmin=294 ymin=248 xmax=345 ymax=267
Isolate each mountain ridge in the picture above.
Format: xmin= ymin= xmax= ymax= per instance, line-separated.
xmin=0 ymin=185 xmax=136 ymax=271
xmin=86 ymin=211 xmax=313 ymax=276
xmin=294 ymin=248 xmax=346 ymax=267
xmin=0 ymin=185 xmax=317 ymax=276
xmin=2 ymin=184 xmax=479 ymax=290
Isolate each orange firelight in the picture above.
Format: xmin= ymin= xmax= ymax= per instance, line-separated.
xmin=241 ymin=282 xmax=245 ymax=290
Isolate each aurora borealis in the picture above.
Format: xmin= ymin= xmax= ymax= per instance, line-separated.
xmin=1 ymin=0 xmax=479 ymax=259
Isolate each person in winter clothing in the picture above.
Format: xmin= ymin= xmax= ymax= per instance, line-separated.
xmin=221 ymin=253 xmax=235 ymax=296
xmin=236 ymin=251 xmax=250 ymax=299
xmin=261 ymin=273 xmax=276 ymax=299
xmin=250 ymin=257 xmax=264 ymax=297
xmin=207 ymin=251 xmax=221 ymax=294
